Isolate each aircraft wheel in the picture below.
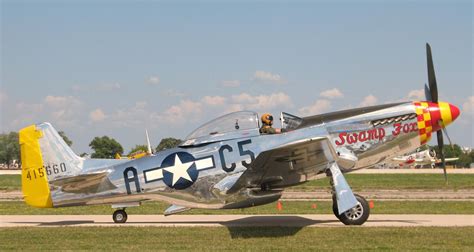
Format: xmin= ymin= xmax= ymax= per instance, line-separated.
xmin=113 ymin=209 xmax=128 ymax=223
xmin=333 ymin=194 xmax=370 ymax=225
xmin=332 ymin=195 xmax=339 ymax=217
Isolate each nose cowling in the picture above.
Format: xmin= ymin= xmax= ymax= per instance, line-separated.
xmin=426 ymin=101 xmax=460 ymax=131
xmin=413 ymin=101 xmax=460 ymax=145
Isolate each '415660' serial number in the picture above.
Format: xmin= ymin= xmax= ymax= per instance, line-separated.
xmin=25 ymin=163 xmax=67 ymax=180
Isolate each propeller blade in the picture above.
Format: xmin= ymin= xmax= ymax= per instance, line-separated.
xmin=437 ymin=130 xmax=448 ymax=184
xmin=439 ymin=120 xmax=454 ymax=148
xmin=426 ymin=43 xmax=438 ymax=102
xmin=424 ymin=83 xmax=432 ymax=101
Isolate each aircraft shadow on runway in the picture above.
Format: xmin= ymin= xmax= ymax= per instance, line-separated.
xmin=19 ymin=220 xmax=95 ymax=226
xmin=224 ymin=216 xmax=328 ymax=238
xmin=222 ymin=216 xmax=420 ymax=238
xmin=13 ymin=215 xmax=422 ymax=238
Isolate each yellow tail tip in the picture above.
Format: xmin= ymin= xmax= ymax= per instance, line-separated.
xmin=19 ymin=124 xmax=53 ymax=208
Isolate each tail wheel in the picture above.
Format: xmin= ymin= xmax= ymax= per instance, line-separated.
xmin=113 ymin=209 xmax=128 ymax=223
xmin=333 ymin=194 xmax=370 ymax=225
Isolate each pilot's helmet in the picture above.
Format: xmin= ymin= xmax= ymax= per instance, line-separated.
xmin=261 ymin=113 xmax=274 ymax=126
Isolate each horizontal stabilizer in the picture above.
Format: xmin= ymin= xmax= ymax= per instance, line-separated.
xmin=50 ymin=172 xmax=116 ymax=194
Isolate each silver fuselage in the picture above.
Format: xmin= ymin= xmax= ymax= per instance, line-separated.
xmin=50 ymin=102 xmax=421 ymax=209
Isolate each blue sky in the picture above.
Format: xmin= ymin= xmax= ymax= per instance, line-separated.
xmin=1 ymin=0 xmax=472 ymax=154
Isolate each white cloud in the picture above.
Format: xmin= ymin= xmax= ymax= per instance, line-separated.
xmin=231 ymin=92 xmax=293 ymax=110
xmin=164 ymin=89 xmax=186 ymax=97
xmin=221 ymin=80 xmax=240 ymax=87
xmin=106 ymin=101 xmax=152 ymax=128
xmin=161 ymin=100 xmax=203 ymax=124
xmin=231 ymin=93 xmax=255 ymax=104
xmin=202 ymin=96 xmax=226 ymax=106
xmin=44 ymin=96 xmax=83 ymax=126
xmin=359 ymin=95 xmax=378 ymax=107
xmin=407 ymin=89 xmax=425 ymax=100
xmin=224 ymin=104 xmax=245 ymax=114
xmin=253 ymin=70 xmax=282 ymax=83
xmin=9 ymin=102 xmax=45 ymax=129
xmin=148 ymin=76 xmax=160 ymax=85
xmin=97 ymin=82 xmax=121 ymax=91
xmin=89 ymin=108 xmax=106 ymax=122
xmin=9 ymin=95 xmax=84 ymax=129
xmin=298 ymin=99 xmax=331 ymax=116
xmin=320 ymin=88 xmax=344 ymax=99
xmin=463 ymin=96 xmax=474 ymax=116
xmin=44 ymin=95 xmax=68 ymax=107
xmin=44 ymin=95 xmax=80 ymax=107
xmin=111 ymin=92 xmax=292 ymax=127
xmin=97 ymin=99 xmax=203 ymax=128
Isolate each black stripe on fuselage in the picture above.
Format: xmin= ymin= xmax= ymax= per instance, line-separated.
xmin=297 ymin=102 xmax=406 ymax=129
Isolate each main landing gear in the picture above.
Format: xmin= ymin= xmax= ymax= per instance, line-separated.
xmin=332 ymin=194 xmax=370 ymax=225
xmin=327 ymin=163 xmax=370 ymax=225
xmin=113 ymin=209 xmax=128 ymax=223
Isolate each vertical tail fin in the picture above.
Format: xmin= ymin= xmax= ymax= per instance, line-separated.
xmin=34 ymin=123 xmax=84 ymax=179
xmin=145 ymin=129 xmax=153 ymax=155
xmin=19 ymin=122 xmax=84 ymax=207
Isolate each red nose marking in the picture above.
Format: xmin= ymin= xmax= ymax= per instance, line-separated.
xmin=449 ymin=103 xmax=460 ymax=122
xmin=425 ymin=102 xmax=442 ymax=131
xmin=425 ymin=102 xmax=460 ymax=132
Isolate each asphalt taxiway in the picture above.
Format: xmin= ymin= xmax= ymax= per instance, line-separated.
xmin=1 ymin=214 xmax=473 ymax=227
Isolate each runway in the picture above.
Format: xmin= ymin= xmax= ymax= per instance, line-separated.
xmin=1 ymin=214 xmax=473 ymax=227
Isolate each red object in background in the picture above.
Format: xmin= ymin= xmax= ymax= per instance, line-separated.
xmin=369 ymin=200 xmax=375 ymax=209
xmin=277 ymin=201 xmax=282 ymax=211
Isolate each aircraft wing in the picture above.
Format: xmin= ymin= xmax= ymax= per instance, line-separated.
xmin=434 ymin=157 xmax=459 ymax=163
xmin=229 ymin=137 xmax=335 ymax=192
xmin=445 ymin=157 xmax=459 ymax=162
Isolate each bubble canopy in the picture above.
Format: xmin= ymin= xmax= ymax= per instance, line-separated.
xmin=181 ymin=111 xmax=260 ymax=146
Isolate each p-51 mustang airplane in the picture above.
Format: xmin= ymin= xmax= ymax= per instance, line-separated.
xmin=392 ymin=149 xmax=459 ymax=168
xmin=19 ymin=44 xmax=460 ymax=225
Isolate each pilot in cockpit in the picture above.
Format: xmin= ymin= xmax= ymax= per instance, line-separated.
xmin=259 ymin=113 xmax=284 ymax=134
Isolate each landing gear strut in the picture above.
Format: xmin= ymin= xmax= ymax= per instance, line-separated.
xmin=327 ymin=168 xmax=370 ymax=225
xmin=113 ymin=209 xmax=128 ymax=223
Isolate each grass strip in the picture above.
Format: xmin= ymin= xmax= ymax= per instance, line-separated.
xmin=1 ymin=226 xmax=473 ymax=251
xmin=3 ymin=174 xmax=474 ymax=191
xmin=291 ymin=173 xmax=474 ymax=191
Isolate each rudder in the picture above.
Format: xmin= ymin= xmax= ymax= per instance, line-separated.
xmin=19 ymin=124 xmax=52 ymax=208
xmin=19 ymin=122 xmax=84 ymax=208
